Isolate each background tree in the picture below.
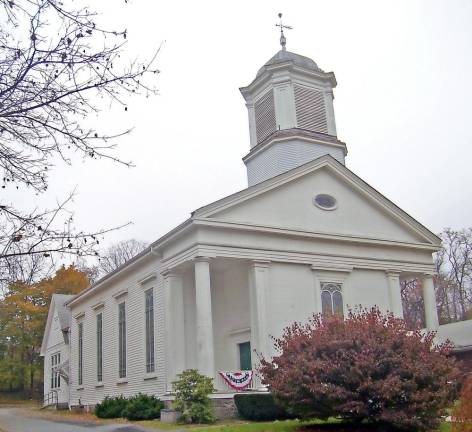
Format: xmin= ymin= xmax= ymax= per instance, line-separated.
xmin=401 ymin=227 xmax=472 ymax=328
xmin=260 ymin=308 xmax=460 ymax=432
xmin=435 ymin=228 xmax=472 ymax=323
xmin=400 ymin=278 xmax=425 ymax=329
xmin=98 ymin=239 xmax=148 ymax=276
xmin=0 ymin=0 xmax=158 ymax=264
xmin=0 ymin=265 xmax=89 ymax=396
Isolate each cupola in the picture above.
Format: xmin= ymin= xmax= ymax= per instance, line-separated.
xmin=240 ymin=18 xmax=347 ymax=186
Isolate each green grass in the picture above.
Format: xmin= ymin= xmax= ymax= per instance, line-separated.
xmin=0 ymin=394 xmax=39 ymax=408
xmin=139 ymin=418 xmax=452 ymax=432
xmin=139 ymin=419 xmax=324 ymax=431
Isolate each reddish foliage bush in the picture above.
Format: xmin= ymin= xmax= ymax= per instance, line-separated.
xmin=452 ymin=375 xmax=472 ymax=432
xmin=259 ymin=308 xmax=461 ymax=431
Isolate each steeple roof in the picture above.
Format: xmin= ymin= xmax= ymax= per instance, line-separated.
xmin=256 ymin=50 xmax=324 ymax=78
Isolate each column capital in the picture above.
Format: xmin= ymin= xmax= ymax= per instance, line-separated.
xmin=251 ymin=260 xmax=271 ymax=269
xmin=193 ymin=256 xmax=214 ymax=264
xmin=385 ymin=270 xmax=401 ymax=277
xmin=161 ymin=268 xmax=180 ymax=279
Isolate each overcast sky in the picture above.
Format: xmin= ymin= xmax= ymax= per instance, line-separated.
xmin=17 ymin=0 xmax=472 ymax=254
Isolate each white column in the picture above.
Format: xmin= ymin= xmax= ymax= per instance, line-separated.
xmin=163 ymin=270 xmax=186 ymax=393
xmin=249 ymin=260 xmax=270 ymax=391
xmin=249 ymin=261 xmax=270 ymax=363
xmin=386 ymin=271 xmax=404 ymax=319
xmin=423 ymin=274 xmax=439 ymax=329
xmin=194 ymin=257 xmax=215 ymax=378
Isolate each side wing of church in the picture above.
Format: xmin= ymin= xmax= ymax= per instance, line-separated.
xmin=42 ymin=38 xmax=469 ymax=413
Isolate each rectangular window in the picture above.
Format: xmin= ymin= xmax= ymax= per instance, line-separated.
xmin=96 ymin=313 xmax=103 ymax=382
xmin=118 ymin=302 xmax=126 ymax=378
xmin=238 ymin=341 xmax=252 ymax=371
xmin=145 ymin=288 xmax=155 ymax=373
xmin=51 ymin=353 xmax=61 ymax=389
xmin=78 ymin=322 xmax=83 ymax=386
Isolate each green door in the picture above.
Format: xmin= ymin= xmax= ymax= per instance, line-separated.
xmin=238 ymin=341 xmax=252 ymax=370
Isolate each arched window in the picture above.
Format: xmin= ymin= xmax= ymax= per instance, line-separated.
xmin=321 ymin=283 xmax=344 ymax=318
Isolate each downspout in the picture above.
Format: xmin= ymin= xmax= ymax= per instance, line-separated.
xmin=68 ymin=327 xmax=71 ymax=410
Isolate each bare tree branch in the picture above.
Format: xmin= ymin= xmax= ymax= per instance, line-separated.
xmin=0 ymin=0 xmax=159 ymax=263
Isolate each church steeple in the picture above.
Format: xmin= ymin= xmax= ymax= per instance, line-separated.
xmin=240 ymin=31 xmax=347 ymax=186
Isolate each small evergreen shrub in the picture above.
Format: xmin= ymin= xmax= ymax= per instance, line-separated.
xmin=122 ymin=393 xmax=164 ymax=420
xmin=94 ymin=395 xmax=128 ymax=418
xmin=173 ymin=369 xmax=215 ymax=424
xmin=234 ymin=393 xmax=295 ymax=421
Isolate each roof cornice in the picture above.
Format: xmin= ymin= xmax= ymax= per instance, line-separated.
xmin=243 ymin=129 xmax=347 ymax=163
xmin=240 ymin=63 xmax=336 ymax=99
xmin=192 ymin=218 xmax=441 ymax=252
xmin=67 ymin=218 xmax=193 ymax=308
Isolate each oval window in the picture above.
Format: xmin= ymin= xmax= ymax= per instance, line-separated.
xmin=313 ymin=194 xmax=337 ymax=210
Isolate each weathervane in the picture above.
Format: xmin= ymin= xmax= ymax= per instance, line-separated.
xmin=276 ymin=13 xmax=292 ymax=51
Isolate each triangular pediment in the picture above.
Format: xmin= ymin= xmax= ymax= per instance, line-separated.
xmin=194 ymin=156 xmax=439 ymax=246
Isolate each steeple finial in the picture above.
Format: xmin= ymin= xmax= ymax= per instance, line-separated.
xmin=276 ymin=13 xmax=292 ymax=51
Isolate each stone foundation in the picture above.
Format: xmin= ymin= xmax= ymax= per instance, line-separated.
xmin=70 ymin=404 xmax=95 ymax=413
xmin=212 ymin=397 xmax=238 ymax=419
xmin=163 ymin=395 xmax=238 ymax=420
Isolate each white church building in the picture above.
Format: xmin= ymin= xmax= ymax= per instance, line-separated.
xmin=41 ymin=34 xmax=472 ymax=414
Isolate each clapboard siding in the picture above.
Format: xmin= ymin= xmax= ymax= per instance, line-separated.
xmin=44 ymin=318 xmax=70 ymax=405
xmin=69 ymin=257 xmax=165 ymax=407
xmin=246 ymin=140 xmax=345 ymax=186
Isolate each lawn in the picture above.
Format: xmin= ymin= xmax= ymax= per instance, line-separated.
xmin=138 ymin=418 xmax=452 ymax=432
xmin=3 ymin=403 xmax=452 ymax=432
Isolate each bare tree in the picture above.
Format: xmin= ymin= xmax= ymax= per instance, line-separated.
xmin=401 ymin=278 xmax=425 ymax=329
xmin=0 ymin=0 xmax=158 ymax=264
xmin=98 ymin=238 xmax=148 ymax=275
xmin=0 ymin=253 xmax=54 ymax=297
xmin=434 ymin=228 xmax=472 ymax=323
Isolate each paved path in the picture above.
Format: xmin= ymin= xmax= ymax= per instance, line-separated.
xmin=0 ymin=408 xmax=161 ymax=432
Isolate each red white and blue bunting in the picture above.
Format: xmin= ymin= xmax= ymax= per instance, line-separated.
xmin=219 ymin=370 xmax=253 ymax=391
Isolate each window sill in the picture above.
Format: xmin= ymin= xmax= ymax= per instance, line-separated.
xmin=117 ymin=378 xmax=128 ymax=385
xmin=76 ymin=386 xmax=84 ymax=390
xmin=143 ymin=373 xmax=157 ymax=381
xmin=95 ymin=382 xmax=104 ymax=388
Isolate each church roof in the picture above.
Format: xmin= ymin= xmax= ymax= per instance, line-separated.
xmin=67 ymin=154 xmax=441 ymax=308
xmin=40 ymin=294 xmax=75 ymax=356
xmin=256 ymin=50 xmax=324 ymax=77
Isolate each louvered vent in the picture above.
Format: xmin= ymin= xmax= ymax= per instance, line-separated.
xmin=255 ymin=90 xmax=276 ymax=143
xmin=294 ymin=85 xmax=328 ymax=133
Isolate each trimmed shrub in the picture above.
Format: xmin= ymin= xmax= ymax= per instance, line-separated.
xmin=95 ymin=395 xmax=127 ymax=418
xmin=260 ymin=307 xmax=461 ymax=432
xmin=234 ymin=393 xmax=295 ymax=421
xmin=122 ymin=393 xmax=164 ymax=421
xmin=173 ymin=369 xmax=215 ymax=424
xmin=452 ymin=375 xmax=472 ymax=432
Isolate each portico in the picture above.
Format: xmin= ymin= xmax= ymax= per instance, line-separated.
xmin=161 ymin=249 xmax=441 ymax=394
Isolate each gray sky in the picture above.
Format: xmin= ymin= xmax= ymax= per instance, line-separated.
xmin=17 ymin=0 xmax=472 ymax=253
